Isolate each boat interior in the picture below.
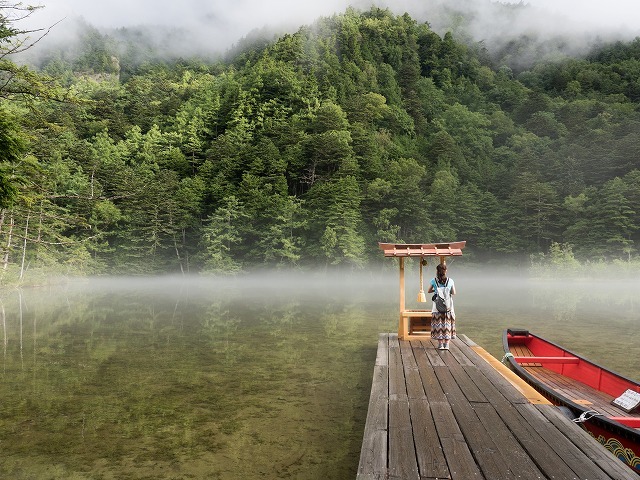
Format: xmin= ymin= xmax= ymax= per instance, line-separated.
xmin=508 ymin=342 xmax=640 ymax=429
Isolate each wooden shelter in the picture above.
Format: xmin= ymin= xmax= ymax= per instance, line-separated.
xmin=379 ymin=241 xmax=466 ymax=340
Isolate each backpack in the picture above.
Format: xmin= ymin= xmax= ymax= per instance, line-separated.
xmin=432 ymin=278 xmax=452 ymax=313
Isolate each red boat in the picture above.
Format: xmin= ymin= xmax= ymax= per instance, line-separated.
xmin=503 ymin=329 xmax=640 ymax=475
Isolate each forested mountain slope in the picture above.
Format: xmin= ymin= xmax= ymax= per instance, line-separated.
xmin=2 ymin=7 xmax=640 ymax=277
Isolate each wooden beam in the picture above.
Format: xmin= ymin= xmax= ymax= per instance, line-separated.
xmin=399 ymin=257 xmax=406 ymax=339
xmin=513 ymin=356 xmax=580 ymax=364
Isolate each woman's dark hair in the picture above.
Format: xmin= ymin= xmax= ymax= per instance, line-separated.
xmin=436 ymin=263 xmax=447 ymax=284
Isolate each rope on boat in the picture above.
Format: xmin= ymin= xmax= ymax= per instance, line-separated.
xmin=501 ymin=352 xmax=514 ymax=364
xmin=572 ymin=410 xmax=602 ymax=423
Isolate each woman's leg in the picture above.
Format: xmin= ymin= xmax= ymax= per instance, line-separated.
xmin=443 ymin=313 xmax=454 ymax=349
xmin=431 ymin=312 xmax=444 ymax=348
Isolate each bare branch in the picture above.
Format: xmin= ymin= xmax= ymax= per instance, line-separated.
xmin=1 ymin=2 xmax=43 ymax=24
xmin=0 ymin=18 xmax=64 ymax=59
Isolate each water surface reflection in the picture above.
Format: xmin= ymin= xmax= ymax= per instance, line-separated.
xmin=0 ymin=271 xmax=637 ymax=479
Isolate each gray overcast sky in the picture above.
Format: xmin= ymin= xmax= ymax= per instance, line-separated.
xmin=27 ymin=0 xmax=640 ymax=53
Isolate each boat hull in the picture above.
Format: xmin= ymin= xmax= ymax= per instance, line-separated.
xmin=503 ymin=329 xmax=640 ymax=474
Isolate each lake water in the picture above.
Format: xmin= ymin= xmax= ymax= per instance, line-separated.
xmin=1 ymin=269 xmax=638 ymax=479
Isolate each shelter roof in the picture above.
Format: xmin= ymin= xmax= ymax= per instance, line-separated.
xmin=378 ymin=241 xmax=466 ymax=258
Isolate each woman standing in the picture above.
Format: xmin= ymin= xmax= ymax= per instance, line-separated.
xmin=428 ymin=263 xmax=456 ymax=350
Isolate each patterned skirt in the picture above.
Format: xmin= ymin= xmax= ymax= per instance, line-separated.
xmin=431 ymin=312 xmax=456 ymax=340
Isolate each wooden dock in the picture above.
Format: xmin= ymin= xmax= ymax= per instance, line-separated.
xmin=357 ymin=334 xmax=634 ymax=480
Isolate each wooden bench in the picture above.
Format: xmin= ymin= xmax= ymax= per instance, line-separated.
xmin=401 ymin=310 xmax=432 ymax=337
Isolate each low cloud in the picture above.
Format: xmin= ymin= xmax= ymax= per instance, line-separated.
xmin=19 ymin=0 xmax=640 ymax=63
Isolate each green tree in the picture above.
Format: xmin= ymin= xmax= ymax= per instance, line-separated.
xmin=0 ymin=108 xmax=23 ymax=207
xmin=597 ymin=178 xmax=636 ymax=259
xmin=427 ymin=168 xmax=459 ymax=241
xmin=298 ymin=101 xmax=357 ymax=188
xmin=255 ymin=194 xmax=305 ymax=266
xmin=436 ymin=103 xmax=494 ymax=186
xmin=383 ymin=157 xmax=431 ymax=241
xmin=306 ymin=175 xmax=366 ymax=267
xmin=508 ymin=173 xmax=560 ymax=251
xmin=202 ymin=196 xmax=246 ymax=274
xmin=3 ymin=5 xmax=640 ymax=275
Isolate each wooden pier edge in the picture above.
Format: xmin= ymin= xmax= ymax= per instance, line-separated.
xmin=356 ymin=333 xmax=634 ymax=480
xmin=357 ymin=333 xmax=389 ymax=479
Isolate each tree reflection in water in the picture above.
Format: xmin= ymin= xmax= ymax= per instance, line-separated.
xmin=0 ymin=271 xmax=637 ymax=478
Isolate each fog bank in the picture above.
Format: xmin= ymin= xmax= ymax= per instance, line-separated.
xmin=21 ymin=0 xmax=640 ymax=63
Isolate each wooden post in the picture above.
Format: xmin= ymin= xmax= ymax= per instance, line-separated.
xmin=399 ymin=257 xmax=406 ymax=339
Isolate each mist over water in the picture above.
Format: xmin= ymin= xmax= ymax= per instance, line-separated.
xmin=0 ymin=269 xmax=638 ymax=478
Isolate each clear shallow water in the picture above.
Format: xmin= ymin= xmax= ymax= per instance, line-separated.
xmin=0 ymin=270 xmax=638 ymax=479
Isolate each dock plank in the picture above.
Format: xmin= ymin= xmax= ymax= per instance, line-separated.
xmin=471 ymin=402 xmax=545 ymax=480
xmin=460 ymin=336 xmax=532 ymax=405
xmin=537 ymin=403 xmax=635 ymax=480
xmin=408 ymin=398 xmax=449 ymax=479
xmin=357 ymin=335 xmax=389 ymax=479
xmin=375 ymin=333 xmax=389 ymax=366
xmin=389 ymin=397 xmax=419 ymax=479
xmin=516 ymin=402 xmax=624 ymax=480
xmin=389 ymin=335 xmax=406 ymax=398
xmin=430 ymin=401 xmax=483 ymax=479
xmin=462 ymin=363 xmax=579 ymax=478
xmin=438 ymin=348 xmax=487 ymax=404
xmin=434 ymin=366 xmax=515 ymax=480
xmin=358 ymin=333 xmax=631 ymax=479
